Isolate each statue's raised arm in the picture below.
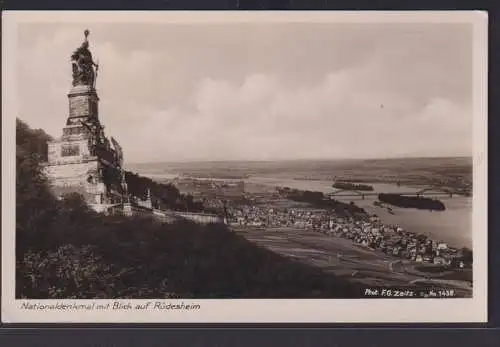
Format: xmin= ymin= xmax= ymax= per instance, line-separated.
xmin=71 ymin=29 xmax=99 ymax=87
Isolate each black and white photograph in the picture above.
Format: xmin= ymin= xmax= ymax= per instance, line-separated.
xmin=2 ymin=11 xmax=487 ymax=323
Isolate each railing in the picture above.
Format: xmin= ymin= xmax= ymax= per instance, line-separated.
xmin=87 ymin=200 xmax=223 ymax=225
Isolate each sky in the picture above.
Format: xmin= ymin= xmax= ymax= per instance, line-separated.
xmin=17 ymin=21 xmax=473 ymax=163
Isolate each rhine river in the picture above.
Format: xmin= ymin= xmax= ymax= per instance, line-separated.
xmin=141 ymin=173 xmax=472 ymax=249
xmin=245 ymin=176 xmax=472 ymax=249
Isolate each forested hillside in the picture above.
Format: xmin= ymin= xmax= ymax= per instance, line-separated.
xmin=15 ymin=119 xmax=360 ymax=299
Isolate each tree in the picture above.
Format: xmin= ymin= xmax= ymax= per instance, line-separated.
xmin=459 ymin=247 xmax=473 ymax=263
xmin=16 ymin=142 xmax=58 ymax=255
xmin=16 ymin=118 xmax=52 ymax=161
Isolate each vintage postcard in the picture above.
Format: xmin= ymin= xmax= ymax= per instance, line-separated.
xmin=2 ymin=11 xmax=487 ymax=323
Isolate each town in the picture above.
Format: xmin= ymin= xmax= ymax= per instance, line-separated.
xmin=224 ymin=187 xmax=472 ymax=270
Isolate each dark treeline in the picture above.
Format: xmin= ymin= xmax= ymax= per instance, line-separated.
xmin=123 ymin=171 xmax=210 ymax=213
xmin=332 ymin=182 xmax=374 ymax=191
xmin=16 ymin=119 xmax=362 ymax=299
xmin=16 ymin=119 xmax=53 ymax=161
xmin=278 ymin=187 xmax=367 ymax=218
xmin=100 ymin=165 xmax=211 ymax=213
xmin=378 ymin=193 xmax=446 ymax=211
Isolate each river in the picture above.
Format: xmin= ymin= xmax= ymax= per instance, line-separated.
xmin=140 ymin=172 xmax=472 ymax=249
xmin=244 ymin=176 xmax=472 ymax=249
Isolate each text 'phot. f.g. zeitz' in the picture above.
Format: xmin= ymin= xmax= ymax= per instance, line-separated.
xmin=8 ymin=12 xmax=487 ymax=324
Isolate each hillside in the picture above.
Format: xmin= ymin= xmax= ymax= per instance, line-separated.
xmin=16 ymin=119 xmax=362 ymax=299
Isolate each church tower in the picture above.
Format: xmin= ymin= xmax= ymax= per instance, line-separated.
xmin=44 ymin=30 xmax=125 ymax=212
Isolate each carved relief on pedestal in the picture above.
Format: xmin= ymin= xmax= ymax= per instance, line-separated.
xmin=61 ymin=143 xmax=80 ymax=157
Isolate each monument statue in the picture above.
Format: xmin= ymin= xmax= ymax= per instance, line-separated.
xmin=71 ymin=29 xmax=99 ymax=87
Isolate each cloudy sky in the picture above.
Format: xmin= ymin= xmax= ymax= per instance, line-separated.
xmin=17 ymin=21 xmax=473 ymax=163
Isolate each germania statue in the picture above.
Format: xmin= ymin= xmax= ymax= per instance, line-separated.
xmin=71 ymin=29 xmax=99 ymax=87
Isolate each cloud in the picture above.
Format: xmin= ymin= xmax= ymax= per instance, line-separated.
xmin=126 ymin=71 xmax=472 ymax=162
xmin=16 ymin=23 xmax=473 ymax=163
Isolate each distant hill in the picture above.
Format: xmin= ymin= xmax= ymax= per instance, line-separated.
xmin=127 ymin=157 xmax=472 ymax=175
xmin=127 ymin=156 xmax=472 ymax=193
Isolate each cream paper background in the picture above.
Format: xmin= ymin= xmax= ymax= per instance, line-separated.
xmin=2 ymin=11 xmax=488 ymax=323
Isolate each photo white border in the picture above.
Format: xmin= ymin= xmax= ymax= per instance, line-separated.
xmin=2 ymin=10 xmax=488 ymax=323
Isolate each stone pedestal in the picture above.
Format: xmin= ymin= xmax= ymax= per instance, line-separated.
xmin=66 ymin=84 xmax=99 ymax=126
xmin=44 ymin=82 xmax=122 ymax=207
